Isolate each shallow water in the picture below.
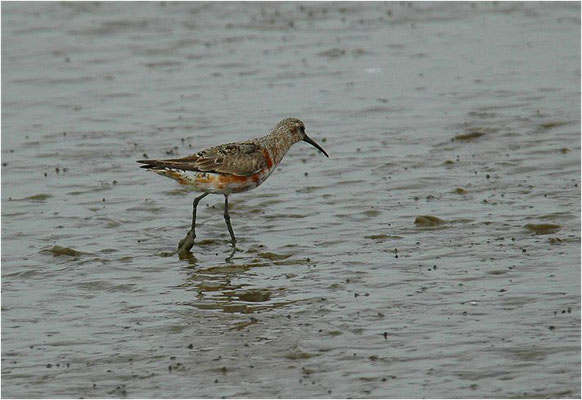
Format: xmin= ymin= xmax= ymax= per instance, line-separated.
xmin=2 ymin=2 xmax=580 ymax=398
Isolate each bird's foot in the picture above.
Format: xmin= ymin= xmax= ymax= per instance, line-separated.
xmin=177 ymin=229 xmax=195 ymax=258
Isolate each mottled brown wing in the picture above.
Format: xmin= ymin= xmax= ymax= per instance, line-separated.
xmin=137 ymin=141 xmax=267 ymax=177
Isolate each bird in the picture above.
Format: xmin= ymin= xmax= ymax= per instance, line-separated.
xmin=138 ymin=117 xmax=328 ymax=254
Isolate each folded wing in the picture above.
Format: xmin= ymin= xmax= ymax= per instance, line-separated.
xmin=137 ymin=141 xmax=268 ymax=177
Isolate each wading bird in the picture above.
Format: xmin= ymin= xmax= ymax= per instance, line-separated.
xmin=138 ymin=117 xmax=328 ymax=254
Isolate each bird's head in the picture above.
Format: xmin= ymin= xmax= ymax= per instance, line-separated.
xmin=275 ymin=117 xmax=329 ymax=158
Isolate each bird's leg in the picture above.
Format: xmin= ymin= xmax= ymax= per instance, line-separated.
xmin=223 ymin=194 xmax=237 ymax=246
xmin=191 ymin=192 xmax=210 ymax=232
xmin=177 ymin=192 xmax=209 ymax=255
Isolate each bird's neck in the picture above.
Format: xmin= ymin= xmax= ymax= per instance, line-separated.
xmin=260 ymin=133 xmax=298 ymax=166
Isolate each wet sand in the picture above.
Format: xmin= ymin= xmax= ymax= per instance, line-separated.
xmin=2 ymin=2 xmax=580 ymax=398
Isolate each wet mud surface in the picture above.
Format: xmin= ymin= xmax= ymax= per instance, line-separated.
xmin=2 ymin=2 xmax=580 ymax=398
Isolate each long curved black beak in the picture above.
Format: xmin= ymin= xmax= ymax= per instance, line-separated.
xmin=304 ymin=135 xmax=329 ymax=158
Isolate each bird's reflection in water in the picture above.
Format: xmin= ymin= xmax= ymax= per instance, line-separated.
xmin=176 ymin=245 xmax=301 ymax=315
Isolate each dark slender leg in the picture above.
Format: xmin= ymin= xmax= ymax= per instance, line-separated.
xmin=191 ymin=192 xmax=210 ymax=232
xmin=223 ymin=194 xmax=237 ymax=245
xmin=177 ymin=192 xmax=209 ymax=256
